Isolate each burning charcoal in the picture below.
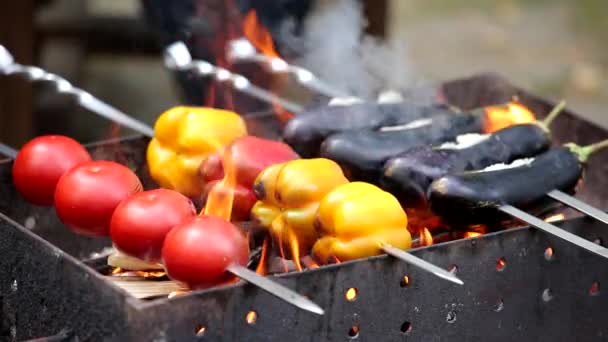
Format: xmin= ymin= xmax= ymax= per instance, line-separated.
xmin=283 ymin=101 xmax=458 ymax=157
xmin=312 ymin=182 xmax=411 ymax=264
xmin=147 ymin=106 xmax=247 ymax=198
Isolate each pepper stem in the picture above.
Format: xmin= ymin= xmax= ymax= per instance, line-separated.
xmin=541 ymin=100 xmax=567 ymax=127
xmin=565 ymin=139 xmax=608 ymax=163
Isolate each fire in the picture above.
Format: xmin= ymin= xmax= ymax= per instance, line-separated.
xmin=168 ymin=290 xmax=189 ymax=299
xmin=203 ymin=147 xmax=236 ymax=221
xmin=345 ymin=288 xmax=358 ymax=301
xmin=287 ymin=228 xmax=303 ymax=272
xmin=246 ymin=310 xmax=258 ymax=325
xmin=464 ymin=231 xmax=482 ymax=238
xmin=483 ymin=102 xmax=536 ymax=133
xmin=243 ymin=10 xmax=279 ymax=58
xmin=110 ymin=267 xmax=167 ymax=279
xmin=545 ymin=213 xmax=566 ymax=223
xmin=301 ymin=256 xmax=320 ymax=269
xmin=241 ymin=10 xmax=293 ymax=122
xmin=255 ymin=238 xmax=269 ymax=275
xmin=420 ymin=228 xmax=434 ymax=246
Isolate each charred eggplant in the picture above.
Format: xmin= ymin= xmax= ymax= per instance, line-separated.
xmin=428 ymin=142 xmax=605 ymax=224
xmin=320 ymin=112 xmax=484 ymax=182
xmin=382 ymin=123 xmax=551 ymax=208
xmin=283 ymin=101 xmax=459 ymax=157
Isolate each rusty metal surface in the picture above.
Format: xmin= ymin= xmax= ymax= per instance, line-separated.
xmin=2 ymin=212 xmax=607 ymax=341
xmin=1 ymin=74 xmax=608 ymax=341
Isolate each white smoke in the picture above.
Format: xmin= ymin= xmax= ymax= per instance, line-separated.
xmin=280 ymin=0 xmax=417 ymax=99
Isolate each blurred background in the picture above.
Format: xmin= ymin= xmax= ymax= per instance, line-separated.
xmin=0 ymin=0 xmax=606 ymax=149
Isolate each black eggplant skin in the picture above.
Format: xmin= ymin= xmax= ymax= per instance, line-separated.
xmin=428 ymin=147 xmax=582 ymax=224
xmin=320 ymin=113 xmax=484 ymax=182
xmin=283 ymin=102 xmax=457 ymax=158
xmin=381 ymin=123 xmax=551 ymax=209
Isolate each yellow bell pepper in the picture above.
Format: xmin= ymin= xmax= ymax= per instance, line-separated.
xmin=312 ymin=182 xmax=412 ymax=263
xmin=251 ymin=158 xmax=349 ymax=256
xmin=147 ymin=106 xmax=247 ymax=197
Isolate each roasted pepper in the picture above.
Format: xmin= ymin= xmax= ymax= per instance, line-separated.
xmin=251 ymin=158 xmax=349 ymax=256
xmin=147 ymin=106 xmax=247 ymax=197
xmin=312 ymin=182 xmax=412 ymax=263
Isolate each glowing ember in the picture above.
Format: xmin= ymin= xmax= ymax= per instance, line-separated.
xmin=241 ymin=10 xmax=293 ymax=122
xmin=246 ymin=310 xmax=258 ymax=325
xmin=204 ymin=147 xmax=236 ymax=221
xmin=545 ymin=213 xmax=566 ymax=223
xmin=110 ymin=267 xmax=167 ymax=279
xmin=168 ymin=290 xmax=189 ymax=299
xmin=345 ymin=288 xmax=358 ymax=301
xmin=464 ymin=232 xmax=482 ymax=238
xmin=301 ymin=256 xmax=320 ymax=269
xmin=420 ymin=228 xmax=433 ymax=246
xmin=483 ymin=102 xmax=536 ymax=133
xmin=243 ymin=10 xmax=279 ymax=58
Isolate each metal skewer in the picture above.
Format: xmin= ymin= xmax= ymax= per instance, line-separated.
xmin=228 ymin=38 xmax=349 ymax=98
xmin=499 ymin=204 xmax=608 ymax=259
xmin=226 ymin=264 xmax=324 ymax=315
xmin=0 ymin=142 xmax=18 ymax=159
xmin=381 ymin=244 xmax=464 ymax=285
xmin=547 ymin=190 xmax=608 ymax=225
xmin=0 ymin=45 xmax=154 ymax=137
xmin=164 ymin=42 xmax=304 ymax=113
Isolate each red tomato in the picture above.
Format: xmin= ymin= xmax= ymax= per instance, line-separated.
xmin=201 ymin=136 xmax=299 ymax=188
xmin=12 ymin=135 xmax=91 ymax=206
xmin=202 ymin=181 xmax=257 ymax=222
xmin=199 ymin=136 xmax=299 ymax=219
xmin=162 ymin=215 xmax=249 ymax=289
xmin=110 ymin=189 xmax=196 ymax=262
xmin=54 ymin=160 xmax=142 ymax=236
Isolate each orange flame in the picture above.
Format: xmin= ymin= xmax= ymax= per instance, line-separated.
xmin=110 ymin=267 xmax=167 ymax=279
xmin=483 ymin=102 xmax=536 ymax=133
xmin=243 ymin=10 xmax=279 ymax=58
xmin=203 ymin=148 xmax=236 ymax=221
xmin=545 ymin=213 xmax=566 ymax=223
xmin=287 ymin=228 xmax=303 ymax=272
xmin=464 ymin=231 xmax=482 ymax=238
xmin=301 ymin=256 xmax=320 ymax=269
xmin=168 ymin=290 xmax=189 ymax=299
xmin=255 ymin=238 xmax=269 ymax=275
xmin=420 ymin=228 xmax=433 ymax=246
xmin=242 ymin=10 xmax=293 ymax=123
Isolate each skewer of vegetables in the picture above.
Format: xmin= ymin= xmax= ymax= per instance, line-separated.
xmin=146 ymin=106 xmax=247 ymax=198
xmin=283 ymin=101 xmax=459 ymax=158
xmin=428 ymin=139 xmax=608 ymax=225
xmin=251 ymin=158 xmax=349 ymax=256
xmin=381 ymin=101 xmax=565 ymax=209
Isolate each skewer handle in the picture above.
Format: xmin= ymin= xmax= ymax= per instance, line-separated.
xmin=0 ymin=45 xmax=154 ymax=137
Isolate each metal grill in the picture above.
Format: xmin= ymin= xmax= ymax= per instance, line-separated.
xmin=1 ymin=74 xmax=607 ymax=341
